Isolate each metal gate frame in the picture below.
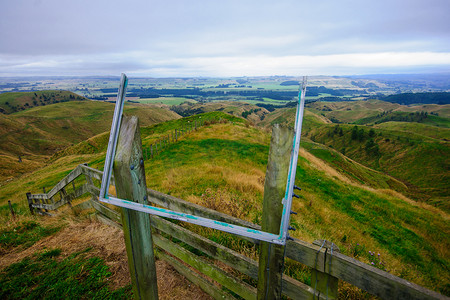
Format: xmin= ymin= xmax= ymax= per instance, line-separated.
xmin=99 ymin=73 xmax=307 ymax=245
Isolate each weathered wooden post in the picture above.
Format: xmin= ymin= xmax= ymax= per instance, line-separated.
xmin=175 ymin=129 xmax=178 ymax=141
xmin=8 ymin=201 xmax=15 ymax=219
xmin=257 ymin=124 xmax=294 ymax=299
xmin=150 ymin=144 xmax=153 ymax=159
xmin=311 ymin=239 xmax=340 ymax=299
xmin=26 ymin=192 xmax=34 ymax=215
xmin=113 ymin=115 xmax=159 ymax=300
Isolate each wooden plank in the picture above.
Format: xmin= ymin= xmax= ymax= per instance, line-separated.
xmin=282 ymin=276 xmax=324 ymax=300
xmin=28 ymin=194 xmax=49 ymax=200
xmin=286 ymin=238 xmax=327 ymax=272
xmin=151 ymin=216 xmax=259 ymax=279
xmin=47 ymin=165 xmax=83 ymax=198
xmin=153 ymin=233 xmax=257 ymax=300
xmin=155 ymin=250 xmax=235 ymax=300
xmin=90 ymin=200 xmax=122 ymax=223
xmin=72 ymin=200 xmax=93 ymax=211
xmin=286 ymin=238 xmax=445 ymax=300
xmin=113 ymin=115 xmax=158 ymax=300
xmin=329 ymin=252 xmax=447 ymax=300
xmin=147 ymin=188 xmax=260 ymax=230
xmin=257 ymin=124 xmax=293 ymax=300
xmin=80 ymin=164 xmax=115 ymax=185
xmin=30 ymin=203 xmax=54 ymax=210
xmin=97 ymin=213 xmax=122 ymax=230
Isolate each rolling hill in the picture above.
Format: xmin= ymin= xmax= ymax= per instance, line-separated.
xmin=0 ymin=111 xmax=448 ymax=297
xmin=259 ymin=100 xmax=450 ymax=212
xmin=0 ymin=97 xmax=181 ymax=183
xmin=0 ymin=90 xmax=87 ymax=114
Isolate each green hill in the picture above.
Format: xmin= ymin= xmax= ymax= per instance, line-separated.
xmin=0 ymin=100 xmax=180 ymax=182
xmin=1 ymin=113 xmax=447 ymax=296
xmin=306 ymin=123 xmax=449 ymax=211
xmin=307 ymin=99 xmax=450 ymax=124
xmin=0 ymin=90 xmax=87 ymax=114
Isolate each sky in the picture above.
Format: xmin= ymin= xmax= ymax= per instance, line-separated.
xmin=1 ymin=0 xmax=449 ymax=77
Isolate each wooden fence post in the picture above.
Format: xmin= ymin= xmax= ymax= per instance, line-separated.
xmin=113 ymin=115 xmax=159 ymax=300
xmin=257 ymin=124 xmax=294 ymax=299
xmin=311 ymin=239 xmax=340 ymax=299
xmin=26 ymin=192 xmax=34 ymax=215
xmin=8 ymin=201 xmax=15 ymax=219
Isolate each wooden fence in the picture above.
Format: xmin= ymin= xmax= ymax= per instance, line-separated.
xmin=27 ymin=163 xmax=446 ymax=300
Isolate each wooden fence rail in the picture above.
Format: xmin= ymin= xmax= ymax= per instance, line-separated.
xmin=26 ymin=164 xmax=446 ymax=300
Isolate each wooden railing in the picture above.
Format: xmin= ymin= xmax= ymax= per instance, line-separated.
xmin=26 ymin=163 xmax=446 ymax=300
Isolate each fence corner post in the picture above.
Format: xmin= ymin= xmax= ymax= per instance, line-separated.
xmin=113 ymin=115 xmax=159 ymax=300
xmin=257 ymin=124 xmax=293 ymax=299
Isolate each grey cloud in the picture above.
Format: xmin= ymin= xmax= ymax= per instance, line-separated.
xmin=1 ymin=0 xmax=449 ymax=76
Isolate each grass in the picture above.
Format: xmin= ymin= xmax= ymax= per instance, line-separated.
xmin=0 ymin=247 xmax=132 ymax=299
xmin=306 ymin=123 xmax=449 ymax=210
xmin=292 ymin=160 xmax=449 ymax=295
xmin=139 ymin=120 xmax=449 ymax=296
xmin=0 ymin=220 xmax=61 ymax=250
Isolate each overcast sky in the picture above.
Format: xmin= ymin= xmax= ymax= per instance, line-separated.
xmin=1 ymin=0 xmax=449 ymax=77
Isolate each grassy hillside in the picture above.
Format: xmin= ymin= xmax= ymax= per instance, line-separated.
xmin=0 ymin=90 xmax=87 ymax=114
xmin=0 ymin=110 xmax=448 ymax=297
xmin=307 ymin=99 xmax=450 ymax=124
xmin=0 ymin=100 xmax=180 ymax=183
xmin=170 ymin=101 xmax=270 ymax=124
xmin=307 ymin=123 xmax=449 ymax=211
xmin=139 ymin=118 xmax=449 ymax=295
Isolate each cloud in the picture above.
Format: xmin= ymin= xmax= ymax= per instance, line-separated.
xmin=1 ymin=0 xmax=449 ymax=76
xmin=3 ymin=51 xmax=447 ymax=77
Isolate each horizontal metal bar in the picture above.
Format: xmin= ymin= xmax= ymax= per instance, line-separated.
xmin=100 ymin=196 xmax=284 ymax=245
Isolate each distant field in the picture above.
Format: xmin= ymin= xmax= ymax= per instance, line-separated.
xmin=137 ymin=97 xmax=196 ymax=106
